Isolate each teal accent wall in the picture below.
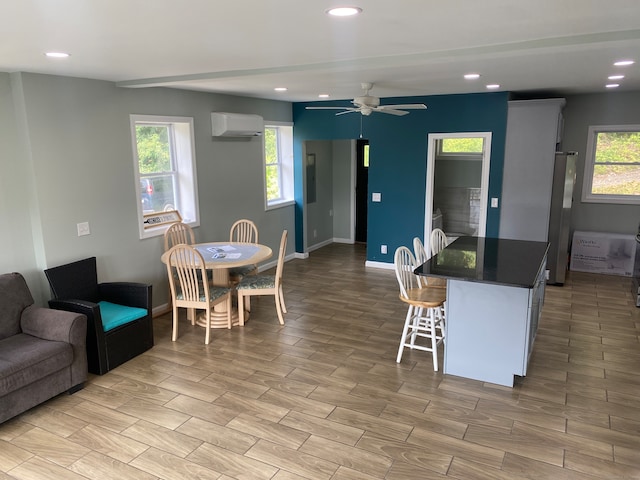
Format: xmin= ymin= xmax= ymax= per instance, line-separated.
xmin=293 ymin=92 xmax=509 ymax=261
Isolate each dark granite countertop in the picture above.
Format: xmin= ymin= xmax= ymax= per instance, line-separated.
xmin=414 ymin=236 xmax=549 ymax=288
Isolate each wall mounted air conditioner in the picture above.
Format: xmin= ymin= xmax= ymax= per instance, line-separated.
xmin=211 ymin=112 xmax=264 ymax=137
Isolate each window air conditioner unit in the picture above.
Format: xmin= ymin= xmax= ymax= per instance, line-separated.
xmin=211 ymin=112 xmax=264 ymax=137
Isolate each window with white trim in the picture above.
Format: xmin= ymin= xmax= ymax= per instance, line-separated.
xmin=264 ymin=122 xmax=294 ymax=209
xmin=582 ymin=125 xmax=640 ymax=205
xmin=130 ymin=115 xmax=200 ymax=238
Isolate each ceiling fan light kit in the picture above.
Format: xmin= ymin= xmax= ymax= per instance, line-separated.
xmin=306 ymin=82 xmax=427 ymax=116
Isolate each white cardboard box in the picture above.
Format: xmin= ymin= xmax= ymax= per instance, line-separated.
xmin=570 ymin=231 xmax=637 ymax=277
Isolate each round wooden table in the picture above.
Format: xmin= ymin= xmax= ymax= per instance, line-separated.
xmin=161 ymin=242 xmax=272 ymax=328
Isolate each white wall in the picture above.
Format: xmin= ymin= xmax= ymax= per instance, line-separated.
xmin=3 ymin=72 xmax=294 ymax=306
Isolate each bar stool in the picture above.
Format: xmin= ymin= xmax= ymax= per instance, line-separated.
xmin=394 ymin=246 xmax=446 ymax=371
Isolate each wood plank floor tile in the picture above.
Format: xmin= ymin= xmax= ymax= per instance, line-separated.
xmin=355 ymin=432 xmax=453 ymax=475
xmin=278 ymin=410 xmax=364 ymax=446
xmin=226 ymin=413 xmax=310 ymax=449
xmin=8 ymin=456 xmax=89 ymax=480
xmin=163 ymin=394 xmax=239 ymax=426
xmin=129 ymin=446 xmax=222 ymax=480
xmin=120 ymin=419 xmax=202 ymax=458
xmin=69 ymin=451 xmax=158 ymax=480
xmin=175 ymin=417 xmax=257 ymax=454
xmin=66 ymin=424 xmax=148 ymax=463
xmin=245 ymin=439 xmax=339 ymax=479
xmin=298 ymin=435 xmax=393 ymax=477
xmin=564 ymin=450 xmax=640 ymax=479
xmin=500 ymin=452 xmax=603 ymax=480
xmin=18 ymin=405 xmax=88 ymax=438
xmin=327 ymin=406 xmax=413 ymax=441
xmin=116 ymin=398 xmax=191 ymax=430
xmin=0 ymin=439 xmax=33 ymax=472
xmin=11 ymin=426 xmax=90 ymax=467
xmin=186 ymin=441 xmax=278 ymax=480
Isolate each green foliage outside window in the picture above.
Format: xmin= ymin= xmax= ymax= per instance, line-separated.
xmin=592 ymin=132 xmax=640 ymax=195
xmin=442 ymin=137 xmax=484 ymax=153
xmin=135 ymin=126 xmax=171 ymax=173
xmin=264 ymin=127 xmax=281 ymax=200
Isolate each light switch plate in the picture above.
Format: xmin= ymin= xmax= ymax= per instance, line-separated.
xmin=491 ymin=197 xmax=499 ymax=208
xmin=372 ymin=192 xmax=381 ymax=202
xmin=77 ymin=222 xmax=91 ymax=236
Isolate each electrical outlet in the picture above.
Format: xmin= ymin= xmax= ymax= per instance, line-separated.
xmin=313 ymin=229 xmax=317 ymax=238
xmin=381 ymin=244 xmax=387 ymax=254
xmin=491 ymin=197 xmax=499 ymax=208
xmin=77 ymin=222 xmax=90 ymax=236
xmin=329 ymin=209 xmax=333 ymax=217
xmin=372 ymin=192 xmax=382 ymax=202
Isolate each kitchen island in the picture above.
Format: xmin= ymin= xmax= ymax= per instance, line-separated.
xmin=415 ymin=236 xmax=548 ymax=387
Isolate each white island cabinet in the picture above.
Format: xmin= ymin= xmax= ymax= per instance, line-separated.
xmin=415 ymin=236 xmax=548 ymax=387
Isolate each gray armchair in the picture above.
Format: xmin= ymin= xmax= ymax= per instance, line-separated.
xmin=0 ymin=272 xmax=87 ymax=424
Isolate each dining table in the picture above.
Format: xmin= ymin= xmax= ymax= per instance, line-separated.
xmin=161 ymin=241 xmax=272 ymax=328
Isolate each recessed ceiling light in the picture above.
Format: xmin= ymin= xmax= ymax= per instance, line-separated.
xmin=318 ymin=94 xmax=330 ymax=98
xmin=464 ymin=73 xmax=480 ymax=80
xmin=608 ymin=75 xmax=625 ymax=80
xmin=614 ymin=60 xmax=635 ymax=66
xmin=326 ymin=6 xmax=362 ymax=17
xmin=274 ymin=87 xmax=287 ymax=92
xmin=606 ymin=83 xmax=620 ymax=88
xmin=45 ymin=52 xmax=70 ymax=58
xmin=486 ymin=84 xmax=500 ymax=89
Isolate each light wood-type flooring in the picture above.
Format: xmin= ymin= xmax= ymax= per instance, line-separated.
xmin=1 ymin=243 xmax=639 ymax=479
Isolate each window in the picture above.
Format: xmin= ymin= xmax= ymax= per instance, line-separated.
xmin=439 ymin=137 xmax=484 ymax=155
xmin=130 ymin=115 xmax=199 ymax=238
xmin=582 ymin=125 xmax=640 ymax=204
xmin=264 ymin=122 xmax=294 ymax=209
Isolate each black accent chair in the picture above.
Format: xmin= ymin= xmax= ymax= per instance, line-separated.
xmin=44 ymin=257 xmax=153 ymax=375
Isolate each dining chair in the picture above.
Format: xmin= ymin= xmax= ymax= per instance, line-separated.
xmin=229 ymin=219 xmax=259 ymax=282
xmin=236 ymin=230 xmax=287 ymax=326
xmin=164 ymin=222 xmax=196 ymax=251
xmin=166 ymin=244 xmax=232 ymax=344
xmin=394 ymin=246 xmax=446 ymax=371
xmin=430 ymin=228 xmax=449 ymax=256
xmin=413 ymin=237 xmax=446 ymax=289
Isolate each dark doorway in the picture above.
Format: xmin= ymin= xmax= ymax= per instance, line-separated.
xmin=355 ymin=139 xmax=369 ymax=243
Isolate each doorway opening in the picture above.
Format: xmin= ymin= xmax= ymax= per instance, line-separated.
xmin=424 ymin=133 xmax=492 ymax=254
xmin=355 ymin=139 xmax=369 ymax=243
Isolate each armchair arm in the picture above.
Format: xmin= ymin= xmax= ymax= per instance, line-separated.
xmin=21 ymin=304 xmax=88 ymax=387
xmin=21 ymin=305 xmax=87 ymax=345
xmin=99 ymin=282 xmax=152 ymax=311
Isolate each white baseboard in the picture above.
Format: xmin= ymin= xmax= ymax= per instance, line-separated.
xmin=332 ymin=237 xmax=354 ymax=244
xmin=365 ymin=260 xmax=394 ymax=270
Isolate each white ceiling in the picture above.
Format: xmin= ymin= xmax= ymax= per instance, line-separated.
xmin=2 ymin=0 xmax=640 ymax=103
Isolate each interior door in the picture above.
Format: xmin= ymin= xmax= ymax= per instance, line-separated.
xmin=424 ymin=133 xmax=491 ymax=254
xmin=355 ymin=139 xmax=369 ymax=243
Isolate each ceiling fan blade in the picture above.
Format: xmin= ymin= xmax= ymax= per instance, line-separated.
xmin=305 ymin=106 xmax=350 ymax=110
xmin=335 ymin=109 xmax=360 ymax=116
xmin=379 ymin=104 xmax=427 ymax=110
xmin=375 ymin=108 xmax=409 ymax=116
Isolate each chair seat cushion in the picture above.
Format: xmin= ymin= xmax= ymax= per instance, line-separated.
xmin=98 ymin=301 xmax=147 ymax=332
xmin=229 ymin=264 xmax=257 ymax=277
xmin=237 ymin=275 xmax=275 ymax=290
xmin=176 ymin=286 xmax=230 ymax=302
xmin=0 ymin=334 xmax=72 ymax=396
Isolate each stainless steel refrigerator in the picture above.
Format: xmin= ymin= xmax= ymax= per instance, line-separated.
xmin=546 ymin=152 xmax=578 ymax=285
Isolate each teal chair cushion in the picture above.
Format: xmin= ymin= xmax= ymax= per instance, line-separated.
xmin=237 ymin=275 xmax=275 ymax=290
xmin=98 ymin=301 xmax=148 ymax=332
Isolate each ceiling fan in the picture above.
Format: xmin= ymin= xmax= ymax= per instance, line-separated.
xmin=306 ymin=83 xmax=427 ymax=116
